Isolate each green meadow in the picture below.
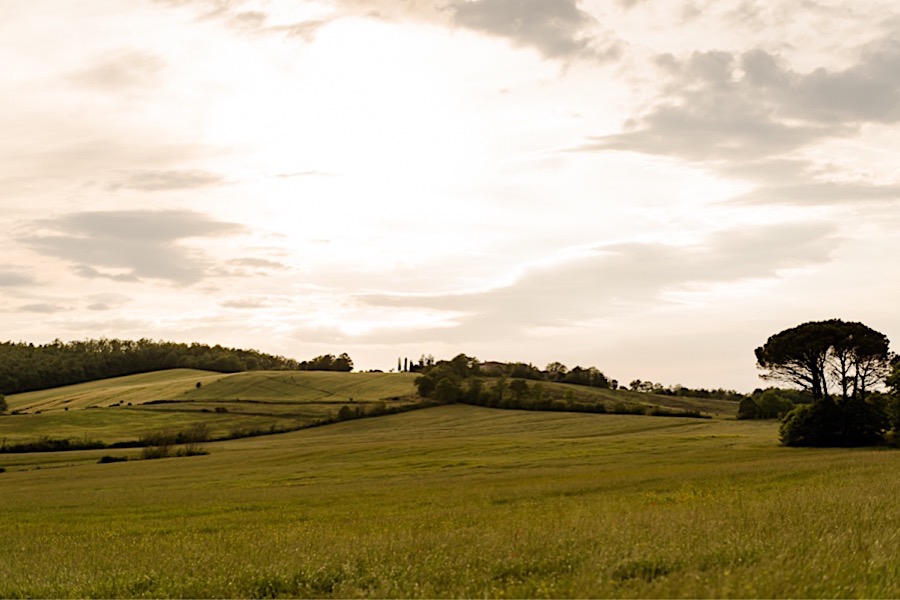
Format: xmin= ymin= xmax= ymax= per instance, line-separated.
xmin=2 ymin=370 xmax=422 ymax=446
xmin=7 ymin=369 xmax=227 ymax=412
xmin=0 ymin=373 xmax=898 ymax=598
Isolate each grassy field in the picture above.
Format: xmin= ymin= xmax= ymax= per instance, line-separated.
xmin=1 ymin=370 xmax=422 ymax=446
xmin=6 ymin=370 xmax=420 ymax=412
xmin=6 ymin=370 xmax=737 ymax=417
xmin=182 ymin=371 xmax=420 ymax=403
xmin=1 ymin=402 xmax=898 ymax=598
xmin=1 ymin=370 xmax=733 ymax=449
xmin=6 ymin=369 xmax=227 ymax=412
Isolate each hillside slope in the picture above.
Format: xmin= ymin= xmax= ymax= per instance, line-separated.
xmin=1 ymin=370 xmax=422 ymax=447
xmin=6 ymin=369 xmax=226 ymax=413
xmin=182 ymin=371 xmax=419 ymax=403
xmin=1 ymin=370 xmax=736 ymax=449
xmin=6 ymin=370 xmax=419 ymax=414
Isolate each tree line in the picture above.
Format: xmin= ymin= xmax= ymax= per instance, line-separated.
xmin=411 ymin=354 xmax=709 ymax=418
xmin=410 ymin=355 xmax=617 ymax=395
xmin=405 ymin=354 xmax=748 ymax=399
xmin=0 ymin=339 xmax=353 ymax=396
xmin=625 ymin=380 xmax=746 ymax=401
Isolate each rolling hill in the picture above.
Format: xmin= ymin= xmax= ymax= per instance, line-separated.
xmin=1 ymin=370 xmax=739 ymax=449
xmin=1 ymin=370 xmax=422 ymax=446
xmin=6 ymin=369 xmax=227 ymax=412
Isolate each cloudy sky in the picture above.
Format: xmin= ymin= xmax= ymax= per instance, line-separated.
xmin=2 ymin=0 xmax=898 ymax=390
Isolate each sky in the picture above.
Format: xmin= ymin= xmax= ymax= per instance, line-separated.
xmin=2 ymin=0 xmax=899 ymax=391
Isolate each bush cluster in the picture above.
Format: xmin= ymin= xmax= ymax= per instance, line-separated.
xmin=0 ymin=436 xmax=106 ymax=453
xmin=139 ymin=423 xmax=211 ymax=459
xmin=139 ymin=444 xmax=209 ymax=460
xmin=780 ymin=398 xmax=890 ymax=447
xmin=97 ymin=455 xmax=128 ymax=464
xmin=333 ymin=399 xmax=439 ymax=423
xmin=737 ymin=389 xmax=806 ymax=420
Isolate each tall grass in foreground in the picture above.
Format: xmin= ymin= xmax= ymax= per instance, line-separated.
xmin=0 ymin=405 xmax=898 ymax=598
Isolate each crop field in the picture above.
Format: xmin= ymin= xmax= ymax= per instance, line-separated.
xmin=1 ymin=370 xmax=422 ymax=446
xmin=6 ymin=370 xmax=420 ymax=413
xmin=1 ymin=398 xmax=898 ymax=598
xmin=6 ymin=369 xmax=228 ymax=412
xmin=182 ymin=371 xmax=420 ymax=403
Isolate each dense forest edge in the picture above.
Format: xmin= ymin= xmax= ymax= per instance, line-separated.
xmin=0 ymin=338 xmax=352 ymax=395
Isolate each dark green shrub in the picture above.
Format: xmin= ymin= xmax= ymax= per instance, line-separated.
xmin=781 ymin=402 xmax=836 ymax=447
xmin=870 ymin=392 xmax=900 ymax=433
xmin=610 ymin=402 xmax=645 ymax=415
xmin=0 ymin=436 xmax=106 ymax=453
xmin=835 ymin=398 xmax=890 ymax=445
xmin=98 ymin=455 xmax=128 ymax=464
xmin=464 ymin=378 xmax=485 ymax=403
xmin=530 ymin=397 xmax=553 ymax=411
xmin=780 ymin=398 xmax=888 ymax=447
xmin=414 ymin=373 xmax=435 ymax=397
xmin=176 ymin=423 xmax=210 ymax=444
xmin=139 ymin=430 xmax=176 ymax=446
xmin=433 ymin=377 xmax=463 ymax=403
xmin=890 ymin=396 xmax=900 ymax=432
xmin=508 ymin=378 xmax=530 ymax=401
xmin=648 ymin=406 xmax=709 ymax=419
xmin=737 ymin=397 xmax=761 ymax=420
xmin=175 ymin=446 xmax=208 ymax=457
xmin=140 ymin=444 xmax=207 ymax=460
xmin=741 ymin=391 xmax=795 ymax=419
xmin=141 ymin=445 xmax=172 ymax=459
xmin=756 ymin=390 xmax=795 ymax=418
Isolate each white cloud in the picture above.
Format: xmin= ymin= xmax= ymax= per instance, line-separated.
xmin=85 ymin=293 xmax=132 ymax=311
xmin=578 ymin=31 xmax=900 ymax=208
xmin=449 ymin=0 xmax=620 ymax=61
xmin=107 ymin=169 xmax=226 ymax=191
xmin=67 ymin=49 xmax=166 ymax=90
xmin=0 ymin=270 xmax=35 ymax=287
xmin=361 ymin=222 xmax=839 ymax=336
xmin=18 ymin=303 xmax=69 ymax=314
xmin=23 ymin=210 xmax=246 ymax=285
